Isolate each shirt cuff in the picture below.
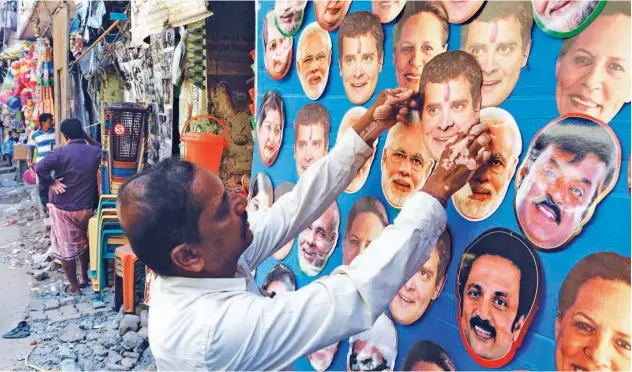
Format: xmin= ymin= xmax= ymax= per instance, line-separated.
xmin=338 ymin=128 xmax=374 ymax=169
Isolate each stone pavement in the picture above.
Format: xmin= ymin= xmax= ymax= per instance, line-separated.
xmin=0 ymin=181 xmax=156 ymax=371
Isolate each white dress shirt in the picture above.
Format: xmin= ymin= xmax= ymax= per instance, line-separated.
xmin=148 ymin=129 xmax=447 ymax=371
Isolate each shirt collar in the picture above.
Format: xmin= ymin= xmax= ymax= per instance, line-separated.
xmin=68 ymin=139 xmax=86 ymax=145
xmin=157 ymin=274 xmax=248 ymax=294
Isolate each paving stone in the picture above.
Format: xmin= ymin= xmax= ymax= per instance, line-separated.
xmin=59 ymin=305 xmax=78 ymax=315
xmin=59 ymin=325 xmax=85 ymax=342
xmin=137 ymin=327 xmax=148 ymax=340
xmin=86 ymin=330 xmax=101 ymax=341
xmin=44 ymin=299 xmax=60 ymax=310
xmin=92 ymin=301 xmax=106 ymax=309
xmin=29 ymin=311 xmax=48 ymax=322
xmin=90 ymin=343 xmax=108 ymax=357
xmin=47 ymin=308 xmax=81 ymax=323
xmin=123 ymin=351 xmax=140 ymax=360
xmin=107 ymin=350 xmax=123 ymax=364
xmin=29 ymin=299 xmax=45 ymax=311
xmin=33 ymin=269 xmax=49 ymax=281
xmin=120 ymin=315 xmax=140 ymax=332
xmin=121 ymin=357 xmax=137 ymax=369
xmin=105 ymin=363 xmax=127 ymax=371
xmin=59 ymin=296 xmax=76 ymax=306
xmin=121 ymin=331 xmax=144 ymax=351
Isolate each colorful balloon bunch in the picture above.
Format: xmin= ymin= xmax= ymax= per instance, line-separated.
xmin=0 ymin=41 xmax=54 ymax=128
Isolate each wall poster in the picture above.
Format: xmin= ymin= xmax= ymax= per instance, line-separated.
xmin=253 ymin=1 xmax=631 ymax=371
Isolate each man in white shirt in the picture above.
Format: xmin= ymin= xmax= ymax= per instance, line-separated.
xmin=117 ymin=88 xmax=491 ymax=371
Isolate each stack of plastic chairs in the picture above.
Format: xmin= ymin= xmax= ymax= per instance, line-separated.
xmin=88 ymin=195 xmax=130 ymax=301
xmin=100 ymin=103 xmax=149 ymax=195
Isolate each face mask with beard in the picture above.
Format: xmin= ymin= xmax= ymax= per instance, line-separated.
xmin=382 ymin=171 xmax=415 ymax=208
xmin=541 ymin=0 xmax=598 ymax=33
xmin=454 ymin=182 xmax=499 ymax=221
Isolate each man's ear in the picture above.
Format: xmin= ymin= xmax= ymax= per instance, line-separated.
xmin=171 ymin=244 xmax=205 ymax=273
xmin=521 ymin=39 xmax=532 ymax=68
xmin=516 ymin=164 xmax=528 ymax=188
xmin=512 ymin=315 xmax=527 ymax=342
xmin=432 ymin=276 xmax=447 ymax=300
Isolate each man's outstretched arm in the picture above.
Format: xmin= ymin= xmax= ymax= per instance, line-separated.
xmin=242 ymin=89 xmax=416 ymax=269
xmin=208 ymin=123 xmax=492 ymax=370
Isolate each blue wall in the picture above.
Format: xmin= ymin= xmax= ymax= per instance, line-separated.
xmin=253 ymin=1 xmax=631 ymax=370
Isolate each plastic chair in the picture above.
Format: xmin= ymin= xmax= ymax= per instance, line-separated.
xmin=114 ymin=245 xmax=144 ymax=313
xmin=97 ymin=228 xmax=125 ymax=300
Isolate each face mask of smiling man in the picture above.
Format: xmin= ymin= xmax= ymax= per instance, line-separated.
xmin=297 ymin=22 xmax=332 ymax=100
xmin=514 ymin=116 xmax=620 ymax=250
xmin=298 ymin=202 xmax=340 ymax=277
xmin=338 ymin=11 xmax=384 ymax=105
xmin=460 ymin=1 xmax=533 ymax=108
xmin=418 ymin=51 xmax=483 ymax=162
xmin=457 ymin=229 xmax=541 ymax=361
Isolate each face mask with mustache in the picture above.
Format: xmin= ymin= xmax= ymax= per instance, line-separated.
xmin=470 ymin=315 xmax=497 ymax=340
xmin=533 ymin=194 xmax=562 ymax=225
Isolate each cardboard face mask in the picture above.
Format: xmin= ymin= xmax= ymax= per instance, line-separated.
xmin=402 ymin=340 xmax=456 ymax=371
xmin=514 ymin=114 xmax=621 ymax=251
xmin=372 ymin=0 xmax=406 ymax=23
xmin=294 ymin=103 xmax=331 ymax=177
xmin=443 ymin=0 xmax=485 ymax=24
xmin=296 ymin=22 xmax=332 ymax=100
xmin=418 ymin=51 xmax=482 ymax=162
xmin=314 ymin=0 xmax=352 ymax=31
xmin=532 ymin=0 xmax=606 ymax=38
xmin=274 ymin=0 xmax=307 ymax=37
xmin=554 ymin=252 xmax=631 ymax=372
xmin=298 ymin=202 xmax=339 ymax=277
xmin=456 ymin=228 xmax=542 ymax=368
xmin=555 ymin=3 xmax=631 ymax=124
xmin=336 ymin=107 xmax=376 ymax=192
xmin=262 ymin=264 xmax=296 ymax=297
xmin=390 ymin=227 xmax=452 ymax=326
xmin=257 ymin=91 xmax=285 ymax=166
xmin=347 ymin=313 xmax=398 ymax=371
xmin=309 ymin=342 xmax=339 ymax=372
xmin=272 ymin=182 xmax=296 ymax=260
xmin=338 ymin=11 xmax=384 ymax=105
xmin=453 ymin=107 xmax=522 ymax=221
xmin=393 ymin=2 xmax=449 ymax=92
xmin=460 ymin=1 xmax=533 ymax=108
xmin=342 ymin=197 xmax=389 ymax=266
xmin=381 ymin=122 xmax=434 ymax=209
xmin=263 ymin=10 xmax=293 ymax=80
xmin=247 ymin=172 xmax=273 ymax=215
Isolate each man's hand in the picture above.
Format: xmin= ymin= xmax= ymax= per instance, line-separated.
xmin=50 ymin=178 xmax=66 ymax=195
xmin=422 ymin=120 xmax=491 ymax=205
xmin=371 ymin=88 xmax=417 ymax=131
xmin=352 ymin=88 xmax=417 ymax=146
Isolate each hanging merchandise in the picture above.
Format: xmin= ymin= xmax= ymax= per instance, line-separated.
xmin=185 ymin=21 xmax=206 ymax=90
xmin=0 ymin=39 xmax=54 ymax=129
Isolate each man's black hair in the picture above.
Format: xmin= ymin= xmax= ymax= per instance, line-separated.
xmin=39 ymin=113 xmax=53 ymax=124
xmin=348 ymin=352 xmax=389 ymax=371
xmin=402 ymin=340 xmax=456 ymax=371
xmin=457 ymin=228 xmax=541 ymax=331
xmin=60 ymin=118 xmax=86 ymax=140
xmin=262 ymin=264 xmax=296 ymax=296
xmin=528 ymin=116 xmax=619 ymax=195
xmin=118 ymin=158 xmax=202 ymax=276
